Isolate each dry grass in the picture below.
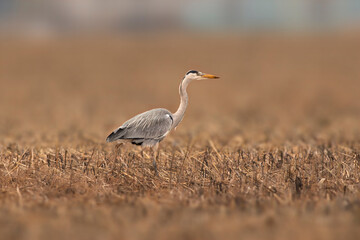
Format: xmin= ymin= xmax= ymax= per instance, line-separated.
xmin=0 ymin=33 xmax=360 ymax=240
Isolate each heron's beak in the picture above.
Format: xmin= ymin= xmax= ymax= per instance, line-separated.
xmin=202 ymin=73 xmax=220 ymax=79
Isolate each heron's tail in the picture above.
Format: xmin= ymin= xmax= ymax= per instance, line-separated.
xmin=106 ymin=127 xmax=125 ymax=142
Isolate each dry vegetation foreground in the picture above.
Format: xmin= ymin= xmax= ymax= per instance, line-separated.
xmin=0 ymin=34 xmax=360 ymax=240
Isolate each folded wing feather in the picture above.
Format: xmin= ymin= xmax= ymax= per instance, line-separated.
xmin=106 ymin=108 xmax=173 ymax=146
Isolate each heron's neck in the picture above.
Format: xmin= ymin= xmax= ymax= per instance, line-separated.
xmin=172 ymin=77 xmax=191 ymax=128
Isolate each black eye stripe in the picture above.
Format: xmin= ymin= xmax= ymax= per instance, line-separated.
xmin=186 ymin=70 xmax=199 ymax=75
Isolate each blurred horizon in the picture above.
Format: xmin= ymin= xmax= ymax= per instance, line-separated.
xmin=0 ymin=0 xmax=360 ymax=38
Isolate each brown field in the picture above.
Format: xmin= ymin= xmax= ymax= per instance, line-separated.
xmin=0 ymin=33 xmax=360 ymax=240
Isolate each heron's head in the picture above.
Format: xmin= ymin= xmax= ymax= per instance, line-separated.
xmin=184 ymin=70 xmax=219 ymax=81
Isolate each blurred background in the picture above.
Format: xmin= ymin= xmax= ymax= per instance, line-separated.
xmin=1 ymin=0 xmax=360 ymax=34
xmin=0 ymin=0 xmax=359 ymax=146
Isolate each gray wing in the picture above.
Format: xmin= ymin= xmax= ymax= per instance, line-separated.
xmin=106 ymin=108 xmax=173 ymax=146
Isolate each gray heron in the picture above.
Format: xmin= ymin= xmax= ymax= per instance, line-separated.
xmin=106 ymin=70 xmax=219 ymax=174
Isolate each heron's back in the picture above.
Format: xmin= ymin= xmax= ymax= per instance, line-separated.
xmin=106 ymin=108 xmax=173 ymax=146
